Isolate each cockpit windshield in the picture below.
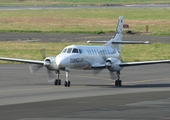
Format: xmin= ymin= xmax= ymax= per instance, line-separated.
xmin=66 ymin=48 xmax=72 ymax=53
xmin=61 ymin=48 xmax=67 ymax=53
xmin=72 ymin=48 xmax=78 ymax=53
xmin=61 ymin=47 xmax=82 ymax=54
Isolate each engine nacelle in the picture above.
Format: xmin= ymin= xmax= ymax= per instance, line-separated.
xmin=105 ymin=58 xmax=121 ymax=72
xmin=44 ymin=57 xmax=59 ymax=70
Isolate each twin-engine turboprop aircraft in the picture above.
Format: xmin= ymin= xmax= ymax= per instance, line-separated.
xmin=0 ymin=16 xmax=170 ymax=87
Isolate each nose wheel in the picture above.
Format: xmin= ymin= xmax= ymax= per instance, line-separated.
xmin=65 ymin=81 xmax=70 ymax=87
xmin=64 ymin=71 xmax=71 ymax=87
xmin=115 ymin=71 xmax=122 ymax=87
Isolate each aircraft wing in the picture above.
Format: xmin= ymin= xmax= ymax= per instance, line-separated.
xmin=91 ymin=60 xmax=170 ymax=69
xmin=0 ymin=57 xmax=44 ymax=65
xmin=119 ymin=60 xmax=170 ymax=67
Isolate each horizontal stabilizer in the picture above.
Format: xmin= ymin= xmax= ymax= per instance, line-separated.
xmin=87 ymin=40 xmax=150 ymax=44
xmin=112 ymin=41 xmax=150 ymax=44
xmin=87 ymin=41 xmax=108 ymax=44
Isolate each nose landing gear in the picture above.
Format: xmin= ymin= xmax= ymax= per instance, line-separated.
xmin=64 ymin=71 xmax=70 ymax=87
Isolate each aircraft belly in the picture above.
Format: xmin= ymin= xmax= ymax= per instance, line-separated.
xmin=69 ymin=61 xmax=90 ymax=69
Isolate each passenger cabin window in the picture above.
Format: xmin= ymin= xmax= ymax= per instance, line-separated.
xmin=94 ymin=50 xmax=97 ymax=55
xmin=79 ymin=49 xmax=82 ymax=54
xmin=107 ymin=50 xmax=110 ymax=54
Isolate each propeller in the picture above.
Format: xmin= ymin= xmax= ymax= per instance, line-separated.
xmin=92 ymin=68 xmax=117 ymax=81
xmin=109 ymin=71 xmax=117 ymax=80
xmin=29 ymin=47 xmax=46 ymax=73
xmin=92 ymin=68 xmax=104 ymax=75
xmin=29 ymin=47 xmax=56 ymax=82
xmin=47 ymin=69 xmax=56 ymax=83
xmin=91 ymin=49 xmax=117 ymax=81
xmin=29 ymin=64 xmax=44 ymax=73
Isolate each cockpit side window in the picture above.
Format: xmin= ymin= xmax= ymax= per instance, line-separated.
xmin=72 ymin=48 xmax=79 ymax=53
xmin=66 ymin=48 xmax=72 ymax=53
xmin=79 ymin=49 xmax=82 ymax=54
xmin=61 ymin=48 xmax=67 ymax=53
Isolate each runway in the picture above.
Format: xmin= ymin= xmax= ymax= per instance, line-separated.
xmin=0 ymin=64 xmax=170 ymax=120
xmin=0 ymin=4 xmax=170 ymax=11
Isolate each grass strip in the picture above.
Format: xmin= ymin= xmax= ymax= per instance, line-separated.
xmin=0 ymin=8 xmax=170 ymax=35
xmin=0 ymin=42 xmax=169 ymax=64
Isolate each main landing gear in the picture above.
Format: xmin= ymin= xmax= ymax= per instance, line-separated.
xmin=115 ymin=71 xmax=122 ymax=87
xmin=54 ymin=70 xmax=71 ymax=87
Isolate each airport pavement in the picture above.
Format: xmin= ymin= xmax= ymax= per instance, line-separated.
xmin=0 ymin=33 xmax=170 ymax=120
xmin=0 ymin=64 xmax=170 ymax=120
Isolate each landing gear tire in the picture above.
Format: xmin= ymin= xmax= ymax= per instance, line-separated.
xmin=115 ymin=80 xmax=122 ymax=87
xmin=115 ymin=71 xmax=122 ymax=87
xmin=58 ymin=79 xmax=61 ymax=85
xmin=54 ymin=79 xmax=61 ymax=85
xmin=68 ymin=81 xmax=70 ymax=87
xmin=54 ymin=70 xmax=61 ymax=86
xmin=65 ymin=81 xmax=70 ymax=87
xmin=65 ymin=70 xmax=70 ymax=87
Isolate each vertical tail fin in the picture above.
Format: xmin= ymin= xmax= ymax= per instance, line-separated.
xmin=105 ymin=16 xmax=124 ymax=52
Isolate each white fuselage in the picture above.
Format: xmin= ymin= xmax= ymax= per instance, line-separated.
xmin=55 ymin=45 xmax=120 ymax=70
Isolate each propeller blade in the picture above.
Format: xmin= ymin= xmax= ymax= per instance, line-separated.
xmin=29 ymin=64 xmax=44 ymax=73
xmin=92 ymin=68 xmax=103 ymax=75
xmin=109 ymin=71 xmax=117 ymax=80
xmin=47 ymin=69 xmax=56 ymax=82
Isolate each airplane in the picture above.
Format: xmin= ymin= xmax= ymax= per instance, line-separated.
xmin=0 ymin=16 xmax=170 ymax=87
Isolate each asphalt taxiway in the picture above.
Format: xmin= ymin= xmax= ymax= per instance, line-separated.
xmin=0 ymin=64 xmax=170 ymax=120
xmin=0 ymin=33 xmax=170 ymax=43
